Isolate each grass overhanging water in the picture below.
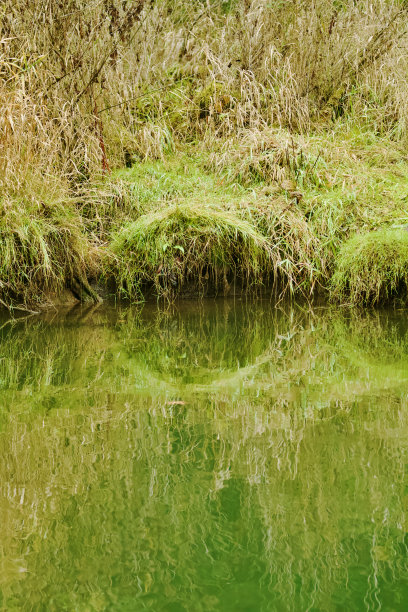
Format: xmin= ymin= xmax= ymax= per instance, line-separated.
xmin=3 ymin=1 xmax=408 ymax=307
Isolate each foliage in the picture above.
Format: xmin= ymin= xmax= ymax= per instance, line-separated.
xmin=3 ymin=0 xmax=408 ymax=179
xmin=0 ymin=191 xmax=89 ymax=307
xmin=331 ymin=228 xmax=408 ymax=304
xmin=2 ymin=1 xmax=408 ymax=305
xmin=110 ymin=202 xmax=273 ymax=298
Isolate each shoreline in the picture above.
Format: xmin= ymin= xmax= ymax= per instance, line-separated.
xmin=3 ymin=129 xmax=408 ymax=311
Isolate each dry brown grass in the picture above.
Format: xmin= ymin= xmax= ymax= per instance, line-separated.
xmin=2 ymin=0 xmax=408 ymax=183
xmin=2 ymin=0 xmax=408 ymax=304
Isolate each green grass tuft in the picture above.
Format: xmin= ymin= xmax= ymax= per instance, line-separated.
xmin=0 ymin=199 xmax=89 ymax=307
xmin=110 ymin=202 xmax=273 ymax=299
xmin=331 ymin=228 xmax=408 ymax=305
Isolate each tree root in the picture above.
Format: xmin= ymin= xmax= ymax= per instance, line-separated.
xmin=70 ymin=275 xmax=102 ymax=304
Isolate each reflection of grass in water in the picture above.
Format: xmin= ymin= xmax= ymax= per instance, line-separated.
xmin=321 ymin=310 xmax=408 ymax=397
xmin=1 ymin=395 xmax=408 ymax=609
xmin=0 ymin=301 xmax=408 ymax=608
xmin=118 ymin=300 xmax=307 ymax=392
xmin=333 ymin=309 xmax=408 ymax=363
xmin=0 ymin=300 xmax=305 ymax=400
xmin=1 ymin=301 xmax=408 ymax=411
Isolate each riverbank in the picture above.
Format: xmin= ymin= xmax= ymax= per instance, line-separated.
xmin=3 ymin=1 xmax=408 ymax=309
xmin=2 ymin=121 xmax=408 ymax=310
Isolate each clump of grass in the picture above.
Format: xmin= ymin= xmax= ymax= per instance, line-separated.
xmin=0 ymin=198 xmax=90 ymax=306
xmin=203 ymin=128 xmax=324 ymax=188
xmin=110 ymin=202 xmax=273 ymax=299
xmin=331 ymin=228 xmax=408 ymax=305
xmin=240 ymin=202 xmax=322 ymax=294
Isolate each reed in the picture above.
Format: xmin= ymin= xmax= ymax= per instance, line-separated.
xmin=2 ymin=0 xmax=408 ymax=305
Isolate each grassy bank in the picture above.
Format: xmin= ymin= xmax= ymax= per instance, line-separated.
xmin=2 ymin=1 xmax=408 ymax=307
xmin=96 ymin=124 xmax=408 ymax=304
xmin=3 ymin=123 xmax=408 ymax=307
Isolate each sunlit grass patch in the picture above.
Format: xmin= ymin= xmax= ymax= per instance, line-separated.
xmin=84 ymin=156 xmax=248 ymax=241
xmin=331 ymin=228 xmax=408 ymax=304
xmin=113 ymin=155 xmax=246 ymax=205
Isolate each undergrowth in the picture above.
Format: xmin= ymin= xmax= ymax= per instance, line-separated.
xmin=3 ymin=0 xmax=408 ymax=306
xmin=104 ymin=125 xmax=408 ymax=303
xmin=331 ymin=229 xmax=408 ymax=305
xmin=2 ymin=121 xmax=408 ymax=306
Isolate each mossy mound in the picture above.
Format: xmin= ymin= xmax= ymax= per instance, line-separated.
xmin=331 ymin=228 xmax=408 ymax=304
xmin=110 ymin=203 xmax=273 ymax=298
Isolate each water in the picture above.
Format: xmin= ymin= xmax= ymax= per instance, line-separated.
xmin=1 ymin=299 xmax=408 ymax=611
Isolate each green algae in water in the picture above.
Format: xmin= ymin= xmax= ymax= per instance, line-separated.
xmin=1 ymin=300 xmax=408 ymax=610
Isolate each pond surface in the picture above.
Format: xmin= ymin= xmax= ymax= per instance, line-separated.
xmin=0 ymin=299 xmax=408 ymax=611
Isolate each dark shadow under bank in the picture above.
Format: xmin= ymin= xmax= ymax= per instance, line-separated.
xmin=2 ymin=267 xmax=408 ymax=313
xmin=0 ymin=276 xmax=294 ymax=312
xmin=35 ymin=280 xmax=408 ymax=312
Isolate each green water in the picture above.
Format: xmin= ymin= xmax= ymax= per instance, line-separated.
xmin=1 ymin=299 xmax=408 ymax=611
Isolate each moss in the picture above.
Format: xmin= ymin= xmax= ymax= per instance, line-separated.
xmin=331 ymin=228 xmax=408 ymax=304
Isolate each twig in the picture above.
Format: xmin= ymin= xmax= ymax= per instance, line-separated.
xmin=0 ymin=297 xmax=40 ymax=315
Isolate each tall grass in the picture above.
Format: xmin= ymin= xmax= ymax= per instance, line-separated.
xmin=3 ymin=0 xmax=408 ymax=178
xmin=2 ymin=0 xmax=408 ymax=304
xmin=0 ymin=203 xmax=88 ymax=307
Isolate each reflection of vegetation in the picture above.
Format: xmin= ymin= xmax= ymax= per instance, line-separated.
xmin=1 ymin=301 xmax=408 ymax=608
xmin=1 ymin=389 xmax=408 ymax=609
xmin=1 ymin=300 xmax=408 ymax=406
